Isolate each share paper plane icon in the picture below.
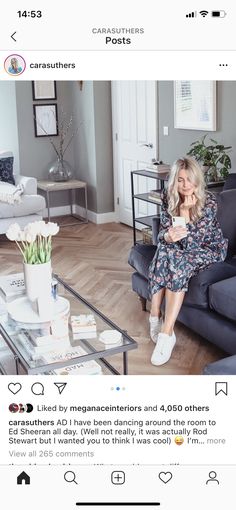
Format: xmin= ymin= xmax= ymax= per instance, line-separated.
xmin=54 ymin=382 xmax=67 ymax=394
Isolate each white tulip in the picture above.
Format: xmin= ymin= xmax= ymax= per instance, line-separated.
xmin=6 ymin=223 xmax=21 ymax=241
xmin=17 ymin=230 xmax=26 ymax=242
xmin=24 ymin=221 xmax=44 ymax=236
xmin=40 ymin=224 xmax=52 ymax=238
xmin=32 ymin=220 xmax=46 ymax=235
xmin=40 ymin=222 xmax=59 ymax=238
xmin=47 ymin=222 xmax=59 ymax=236
xmin=25 ymin=231 xmax=37 ymax=243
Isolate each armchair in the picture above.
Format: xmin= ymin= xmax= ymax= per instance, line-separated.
xmin=0 ymin=151 xmax=46 ymax=234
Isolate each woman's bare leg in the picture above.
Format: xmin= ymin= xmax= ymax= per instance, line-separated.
xmin=150 ymin=288 xmax=165 ymax=317
xmin=161 ymin=289 xmax=185 ymax=335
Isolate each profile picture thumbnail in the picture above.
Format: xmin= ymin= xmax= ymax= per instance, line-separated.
xmin=4 ymin=54 xmax=26 ymax=76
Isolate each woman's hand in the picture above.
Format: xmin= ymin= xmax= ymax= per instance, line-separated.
xmin=165 ymin=226 xmax=187 ymax=243
xmin=179 ymin=194 xmax=197 ymax=212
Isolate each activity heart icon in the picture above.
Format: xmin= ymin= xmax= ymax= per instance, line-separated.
xmin=8 ymin=383 xmax=22 ymax=395
xmin=158 ymin=471 xmax=173 ymax=484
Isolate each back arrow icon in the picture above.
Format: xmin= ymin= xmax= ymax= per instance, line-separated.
xmin=11 ymin=32 xmax=17 ymax=42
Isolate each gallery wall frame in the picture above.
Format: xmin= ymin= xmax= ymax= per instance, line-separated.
xmin=32 ymin=81 xmax=57 ymax=101
xmin=33 ymin=103 xmax=58 ymax=137
xmin=174 ymin=81 xmax=217 ymax=131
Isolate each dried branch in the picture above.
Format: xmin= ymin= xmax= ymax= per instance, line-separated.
xmin=35 ymin=108 xmax=82 ymax=160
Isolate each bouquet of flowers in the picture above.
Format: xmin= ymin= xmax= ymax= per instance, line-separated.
xmin=6 ymin=220 xmax=59 ymax=264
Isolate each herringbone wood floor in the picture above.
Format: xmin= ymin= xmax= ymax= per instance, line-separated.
xmin=0 ymin=218 xmax=225 ymax=375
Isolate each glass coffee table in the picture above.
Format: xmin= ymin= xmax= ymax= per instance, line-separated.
xmin=0 ymin=275 xmax=137 ymax=375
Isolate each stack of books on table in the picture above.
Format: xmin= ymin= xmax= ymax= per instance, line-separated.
xmin=148 ymin=189 xmax=163 ymax=204
xmin=18 ymin=329 xmax=70 ymax=361
xmin=44 ymin=345 xmax=103 ymax=375
xmin=52 ymin=361 xmax=102 ymax=375
xmin=146 ymin=163 xmax=170 ymax=174
xmin=0 ymin=273 xmax=25 ymax=302
xmin=71 ymin=314 xmax=97 ymax=339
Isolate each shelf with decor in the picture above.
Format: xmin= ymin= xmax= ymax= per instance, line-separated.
xmin=131 ymin=168 xmax=169 ymax=245
xmin=131 ymin=165 xmax=225 ymax=244
xmin=131 ymin=167 xmax=224 ymax=246
xmin=207 ymin=180 xmax=225 ymax=193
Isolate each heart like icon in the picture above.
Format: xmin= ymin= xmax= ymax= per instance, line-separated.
xmin=158 ymin=471 xmax=173 ymax=484
xmin=8 ymin=382 xmax=22 ymax=395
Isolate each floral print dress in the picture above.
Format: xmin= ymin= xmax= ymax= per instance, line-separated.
xmin=149 ymin=190 xmax=228 ymax=295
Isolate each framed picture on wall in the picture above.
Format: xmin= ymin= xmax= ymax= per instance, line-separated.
xmin=32 ymin=81 xmax=57 ymax=100
xmin=174 ymin=81 xmax=216 ymax=131
xmin=33 ymin=104 xmax=58 ymax=137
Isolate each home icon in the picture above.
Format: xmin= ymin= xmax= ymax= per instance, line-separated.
xmin=17 ymin=471 xmax=30 ymax=485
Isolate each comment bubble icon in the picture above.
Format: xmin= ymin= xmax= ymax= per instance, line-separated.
xmin=31 ymin=382 xmax=44 ymax=396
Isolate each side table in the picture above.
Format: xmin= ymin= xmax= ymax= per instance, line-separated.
xmin=37 ymin=179 xmax=88 ymax=226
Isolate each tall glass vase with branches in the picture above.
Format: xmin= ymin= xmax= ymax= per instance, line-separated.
xmin=36 ymin=108 xmax=79 ymax=182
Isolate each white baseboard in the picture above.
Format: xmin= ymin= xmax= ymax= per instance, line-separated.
xmin=42 ymin=205 xmax=72 ymax=219
xmin=43 ymin=204 xmax=118 ymax=224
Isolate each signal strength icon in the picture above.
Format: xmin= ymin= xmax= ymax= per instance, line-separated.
xmin=186 ymin=11 xmax=197 ymax=18
xmin=199 ymin=10 xmax=209 ymax=17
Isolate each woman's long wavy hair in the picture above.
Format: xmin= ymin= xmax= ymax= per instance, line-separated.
xmin=167 ymin=157 xmax=206 ymax=222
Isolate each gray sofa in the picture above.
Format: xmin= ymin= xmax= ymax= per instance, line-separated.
xmin=128 ymin=189 xmax=236 ymax=372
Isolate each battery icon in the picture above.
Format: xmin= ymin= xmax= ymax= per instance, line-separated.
xmin=211 ymin=10 xmax=227 ymax=17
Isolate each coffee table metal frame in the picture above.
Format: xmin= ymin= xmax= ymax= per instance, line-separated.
xmin=0 ymin=275 xmax=137 ymax=376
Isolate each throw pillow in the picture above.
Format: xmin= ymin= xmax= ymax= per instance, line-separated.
xmin=0 ymin=157 xmax=15 ymax=185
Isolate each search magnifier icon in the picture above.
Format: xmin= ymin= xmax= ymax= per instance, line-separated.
xmin=64 ymin=471 xmax=78 ymax=484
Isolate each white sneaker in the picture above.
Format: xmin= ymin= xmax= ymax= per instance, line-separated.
xmin=149 ymin=315 xmax=163 ymax=344
xmin=151 ymin=332 xmax=176 ymax=366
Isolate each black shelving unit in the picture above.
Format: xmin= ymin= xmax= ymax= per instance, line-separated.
xmin=131 ymin=170 xmax=224 ymax=245
xmin=131 ymin=169 xmax=169 ymax=245
xmin=207 ymin=180 xmax=225 ymax=193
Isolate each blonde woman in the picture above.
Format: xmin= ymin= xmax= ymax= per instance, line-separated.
xmin=149 ymin=157 xmax=228 ymax=366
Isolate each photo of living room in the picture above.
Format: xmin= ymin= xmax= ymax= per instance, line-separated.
xmin=0 ymin=80 xmax=236 ymax=376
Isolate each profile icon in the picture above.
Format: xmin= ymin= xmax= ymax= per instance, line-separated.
xmin=206 ymin=471 xmax=219 ymax=485
xmin=4 ymin=54 xmax=26 ymax=76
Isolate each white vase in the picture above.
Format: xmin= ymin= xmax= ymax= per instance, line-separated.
xmin=23 ymin=261 xmax=52 ymax=320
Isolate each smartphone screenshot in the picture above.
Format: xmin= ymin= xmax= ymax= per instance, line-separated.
xmin=0 ymin=1 xmax=236 ymax=509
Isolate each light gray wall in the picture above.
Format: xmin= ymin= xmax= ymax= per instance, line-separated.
xmin=15 ymin=81 xmax=75 ymax=207
xmin=94 ymin=81 xmax=114 ymax=213
xmin=0 ymin=82 xmax=20 ymax=174
xmin=158 ymin=81 xmax=236 ymax=170
xmin=14 ymin=80 xmax=113 ymax=213
xmin=71 ymin=81 xmax=114 ymax=213
xmin=70 ymin=81 xmax=98 ymax=212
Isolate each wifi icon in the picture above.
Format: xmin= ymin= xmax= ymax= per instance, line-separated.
xmin=199 ymin=10 xmax=209 ymax=17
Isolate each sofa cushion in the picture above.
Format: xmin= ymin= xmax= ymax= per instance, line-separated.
xmin=152 ymin=217 xmax=160 ymax=245
xmin=128 ymin=244 xmax=156 ymax=279
xmin=203 ymin=355 xmax=236 ymax=375
xmin=209 ymin=276 xmax=236 ymax=321
xmin=226 ymin=256 xmax=236 ymax=269
xmin=223 ymin=173 xmax=236 ymax=191
xmin=132 ymin=272 xmax=150 ymax=300
xmin=184 ymin=262 xmax=236 ymax=309
xmin=0 ymin=157 xmax=15 ymax=185
xmin=0 ymin=194 xmax=45 ymax=219
xmin=15 ymin=175 xmax=37 ymax=195
xmin=217 ymin=190 xmax=236 ymax=257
